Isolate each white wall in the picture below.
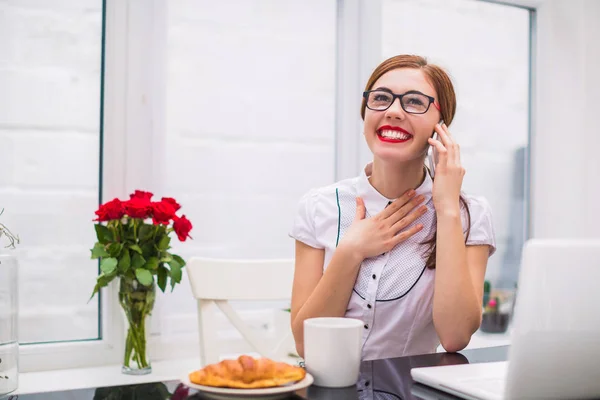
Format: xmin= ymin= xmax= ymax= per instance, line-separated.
xmin=152 ymin=0 xmax=336 ymax=347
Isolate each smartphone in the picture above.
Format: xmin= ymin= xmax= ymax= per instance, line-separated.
xmin=427 ymin=120 xmax=444 ymax=178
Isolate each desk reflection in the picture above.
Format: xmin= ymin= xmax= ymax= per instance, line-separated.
xmin=304 ymin=352 xmax=469 ymax=400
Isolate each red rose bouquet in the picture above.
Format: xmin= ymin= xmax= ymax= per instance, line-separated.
xmin=90 ymin=190 xmax=193 ymax=374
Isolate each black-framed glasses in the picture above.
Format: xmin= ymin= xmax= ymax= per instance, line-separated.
xmin=363 ymin=89 xmax=438 ymax=114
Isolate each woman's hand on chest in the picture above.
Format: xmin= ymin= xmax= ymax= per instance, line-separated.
xmin=339 ymin=190 xmax=428 ymax=260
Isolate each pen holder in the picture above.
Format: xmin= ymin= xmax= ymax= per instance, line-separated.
xmin=480 ymin=289 xmax=516 ymax=334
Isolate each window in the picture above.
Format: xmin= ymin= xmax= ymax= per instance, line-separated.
xmin=380 ymin=0 xmax=531 ymax=288
xmin=0 ymin=0 xmax=104 ymax=343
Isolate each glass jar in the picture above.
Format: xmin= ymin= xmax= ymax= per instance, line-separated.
xmin=0 ymin=253 xmax=18 ymax=396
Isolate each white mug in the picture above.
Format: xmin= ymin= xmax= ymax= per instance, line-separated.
xmin=304 ymin=317 xmax=363 ymax=387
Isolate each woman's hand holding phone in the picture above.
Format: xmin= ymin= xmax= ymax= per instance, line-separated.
xmin=428 ymin=121 xmax=465 ymax=215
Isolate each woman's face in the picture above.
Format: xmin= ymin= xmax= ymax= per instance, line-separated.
xmin=363 ymin=68 xmax=442 ymax=164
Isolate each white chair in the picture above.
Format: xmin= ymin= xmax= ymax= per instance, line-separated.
xmin=186 ymin=257 xmax=296 ymax=366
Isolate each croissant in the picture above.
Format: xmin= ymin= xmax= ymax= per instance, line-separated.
xmin=189 ymin=355 xmax=306 ymax=389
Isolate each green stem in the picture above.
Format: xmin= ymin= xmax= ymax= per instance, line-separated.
xmin=119 ymin=221 xmax=125 ymax=243
xmin=123 ymin=306 xmax=149 ymax=368
xmin=133 ymin=219 xmax=138 ymax=242
xmin=119 ymin=278 xmax=155 ymax=370
xmin=123 ymin=329 xmax=133 ymax=367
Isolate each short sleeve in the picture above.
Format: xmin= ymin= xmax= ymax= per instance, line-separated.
xmin=464 ymin=196 xmax=497 ymax=256
xmin=288 ymin=189 xmax=324 ymax=249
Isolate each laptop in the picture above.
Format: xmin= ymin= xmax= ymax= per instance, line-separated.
xmin=410 ymin=239 xmax=600 ymax=400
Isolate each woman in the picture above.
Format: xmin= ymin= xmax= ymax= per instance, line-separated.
xmin=289 ymin=55 xmax=496 ymax=360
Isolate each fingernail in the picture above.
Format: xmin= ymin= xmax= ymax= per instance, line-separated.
xmin=408 ymin=190 xmax=416 ymax=197
xmin=420 ymin=206 xmax=428 ymax=214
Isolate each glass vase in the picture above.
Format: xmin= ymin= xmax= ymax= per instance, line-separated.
xmin=0 ymin=253 xmax=18 ymax=396
xmin=119 ymin=277 xmax=155 ymax=375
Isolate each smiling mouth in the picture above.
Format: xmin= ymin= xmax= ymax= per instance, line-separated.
xmin=376 ymin=126 xmax=413 ymax=143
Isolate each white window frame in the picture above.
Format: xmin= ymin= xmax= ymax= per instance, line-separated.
xmin=20 ymin=0 xmax=600 ymax=372
xmin=335 ymin=0 xmax=536 ymax=248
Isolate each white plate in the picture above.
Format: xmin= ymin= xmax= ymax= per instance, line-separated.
xmin=181 ymin=372 xmax=313 ymax=400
